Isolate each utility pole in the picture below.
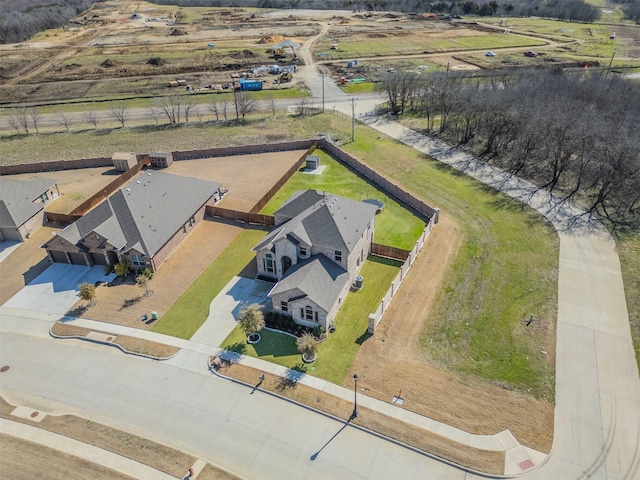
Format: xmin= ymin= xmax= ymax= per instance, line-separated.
xmin=606 ymin=50 xmax=616 ymax=77
xmin=351 ymin=97 xmax=356 ymax=143
xmin=322 ymin=71 xmax=325 ymax=113
xmin=232 ymin=77 xmax=239 ymax=120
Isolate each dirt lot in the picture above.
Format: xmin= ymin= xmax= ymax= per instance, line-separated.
xmin=346 ymin=213 xmax=553 ymax=452
xmin=166 ymin=150 xmax=307 ymax=212
xmin=10 ymin=166 xmax=117 ymax=214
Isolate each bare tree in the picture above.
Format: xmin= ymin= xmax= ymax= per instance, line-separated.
xmin=195 ymin=106 xmax=204 ymax=122
xmin=208 ymin=102 xmax=220 ymax=121
xmin=149 ymin=106 xmax=160 ymax=124
xmin=109 ymin=102 xmax=128 ymax=127
xmin=55 ymin=111 xmax=74 ymax=132
xmin=296 ymin=97 xmax=312 ymax=116
xmin=28 ymin=107 xmax=41 ymax=133
xmin=235 ymin=92 xmax=257 ymax=119
xmin=7 ymin=107 xmax=29 ymax=133
xmin=154 ymin=95 xmax=184 ymax=124
xmin=183 ymin=97 xmax=197 ymax=123
xmin=84 ymin=111 xmax=99 ymax=129
xmin=220 ymin=99 xmax=230 ymax=120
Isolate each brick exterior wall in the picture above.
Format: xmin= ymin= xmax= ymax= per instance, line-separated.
xmin=18 ymin=210 xmax=46 ymax=241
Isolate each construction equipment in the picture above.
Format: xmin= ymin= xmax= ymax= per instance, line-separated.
xmin=280 ymin=72 xmax=293 ymax=83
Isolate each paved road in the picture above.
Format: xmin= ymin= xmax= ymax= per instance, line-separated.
xmin=0 ymin=322 xmax=475 ymax=480
xmin=351 ymin=116 xmax=640 ymax=480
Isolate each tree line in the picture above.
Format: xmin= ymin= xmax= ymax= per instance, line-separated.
xmin=376 ymin=69 xmax=640 ymax=228
xmin=149 ymin=0 xmax=604 ymax=22
xmin=0 ymin=0 xmax=102 ymax=44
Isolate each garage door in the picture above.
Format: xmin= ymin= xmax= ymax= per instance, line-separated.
xmin=50 ymin=250 xmax=69 ymax=264
xmin=68 ymin=252 xmax=87 ymax=265
xmin=90 ymin=252 xmax=107 ymax=266
xmin=0 ymin=228 xmax=21 ymax=242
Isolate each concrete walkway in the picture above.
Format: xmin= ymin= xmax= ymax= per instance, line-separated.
xmin=0 ymin=417 xmax=178 ymax=480
xmin=352 ymin=114 xmax=640 ymax=480
xmin=0 ymin=305 xmax=543 ymax=474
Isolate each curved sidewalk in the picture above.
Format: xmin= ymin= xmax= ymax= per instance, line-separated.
xmin=355 ymin=113 xmax=640 ymax=480
xmin=0 ymin=417 xmax=178 ymax=480
xmin=0 ymin=305 xmax=542 ymax=475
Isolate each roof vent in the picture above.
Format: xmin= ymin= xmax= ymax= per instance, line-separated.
xmin=126 ymin=188 xmax=131 ymax=192
xmin=136 ymin=180 xmax=141 ymax=184
xmin=147 ymin=172 xmax=152 ymax=176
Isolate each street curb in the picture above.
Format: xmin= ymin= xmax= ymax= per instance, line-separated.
xmin=49 ymin=326 xmax=179 ymax=361
xmin=207 ymin=357 xmax=522 ymax=479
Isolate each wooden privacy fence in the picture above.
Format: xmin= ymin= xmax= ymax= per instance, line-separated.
xmin=368 ymin=219 xmax=436 ymax=335
xmin=371 ymin=243 xmax=411 ymax=261
xmin=319 ymin=138 xmax=439 ymax=223
xmin=249 ymin=142 xmax=318 ymax=213
xmin=45 ymin=212 xmax=81 ymax=225
xmin=206 ymin=206 xmax=275 ymax=226
xmin=68 ymin=156 xmax=150 ymax=216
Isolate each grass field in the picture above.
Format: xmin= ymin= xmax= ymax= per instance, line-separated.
xmin=316 ymin=33 xmax=545 ymax=59
xmin=151 ymin=228 xmax=267 ymax=338
xmin=259 ymin=151 xmax=425 ymax=250
xmin=341 ymin=122 xmax=560 ymax=400
xmin=221 ymin=255 xmax=402 ymax=383
xmin=616 ymin=232 xmax=640 ymax=371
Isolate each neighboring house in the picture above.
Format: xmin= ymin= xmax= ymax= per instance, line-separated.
xmin=43 ymin=171 xmax=222 ymax=272
xmin=0 ymin=177 xmax=60 ymax=242
xmin=112 ymin=152 xmax=138 ymax=172
xmin=253 ymin=190 xmax=378 ymax=330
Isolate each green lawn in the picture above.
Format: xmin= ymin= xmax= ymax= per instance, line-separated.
xmin=343 ymin=121 xmax=560 ymax=400
xmin=151 ymin=228 xmax=267 ymax=339
xmin=221 ymin=255 xmax=402 ymax=383
xmin=259 ymin=151 xmax=425 ymax=250
xmin=616 ymin=232 xmax=640 ymax=371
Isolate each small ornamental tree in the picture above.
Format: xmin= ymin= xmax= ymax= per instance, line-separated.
xmin=113 ymin=261 xmax=130 ymax=277
xmin=239 ymin=303 xmax=265 ymax=341
xmin=297 ymin=332 xmax=320 ymax=362
xmin=136 ymin=273 xmax=150 ymax=296
xmin=78 ymin=283 xmax=96 ymax=306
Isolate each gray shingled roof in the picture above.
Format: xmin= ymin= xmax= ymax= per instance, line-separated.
xmin=57 ymin=172 xmax=220 ymax=257
xmin=269 ymin=254 xmax=349 ymax=312
xmin=255 ymin=190 xmax=378 ymax=253
xmin=0 ymin=177 xmax=58 ymax=228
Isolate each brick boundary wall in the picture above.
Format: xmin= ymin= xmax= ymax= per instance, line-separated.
xmin=0 ymin=157 xmax=112 ymax=175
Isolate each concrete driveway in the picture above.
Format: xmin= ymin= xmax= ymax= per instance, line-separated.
xmin=2 ymin=263 xmax=115 ymax=316
xmin=190 ymin=276 xmax=273 ymax=347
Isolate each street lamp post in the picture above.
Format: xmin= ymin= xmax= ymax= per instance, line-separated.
xmin=352 ymin=373 xmax=359 ymax=419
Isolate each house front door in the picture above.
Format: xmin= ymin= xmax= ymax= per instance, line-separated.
xmin=281 ymin=255 xmax=292 ymax=275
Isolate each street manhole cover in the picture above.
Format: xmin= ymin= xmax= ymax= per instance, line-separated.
xmin=0 ymin=366 xmax=9 ymax=373
xmin=106 ymin=336 xmax=114 ymax=342
xmin=31 ymin=411 xmax=40 ymax=418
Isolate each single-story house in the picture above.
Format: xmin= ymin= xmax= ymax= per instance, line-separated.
xmin=0 ymin=177 xmax=60 ymax=242
xmin=43 ymin=171 xmax=223 ymax=272
xmin=253 ymin=190 xmax=378 ymax=330
xmin=112 ymin=152 xmax=138 ymax=172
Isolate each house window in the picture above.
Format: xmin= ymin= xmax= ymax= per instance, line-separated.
xmin=182 ymin=224 xmax=187 ymax=234
xmin=281 ymin=301 xmax=288 ymax=312
xmin=189 ymin=216 xmax=195 ymax=226
xmin=314 ymin=311 xmax=318 ymax=323
xmin=265 ymin=253 xmax=274 ymax=273
xmin=300 ymin=307 xmax=304 ymax=318
xmin=131 ymin=254 xmax=145 ymax=268
xmin=334 ymin=250 xmax=342 ymax=262
xmin=305 ymin=306 xmax=313 ymax=321
xmin=300 ymin=245 xmax=307 ymax=257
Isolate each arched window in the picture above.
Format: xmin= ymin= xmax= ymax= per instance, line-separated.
xmin=305 ymin=306 xmax=313 ymax=321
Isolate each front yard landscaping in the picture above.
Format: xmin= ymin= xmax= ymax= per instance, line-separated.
xmin=151 ymin=227 xmax=267 ymax=339
xmin=221 ymin=255 xmax=402 ymax=384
